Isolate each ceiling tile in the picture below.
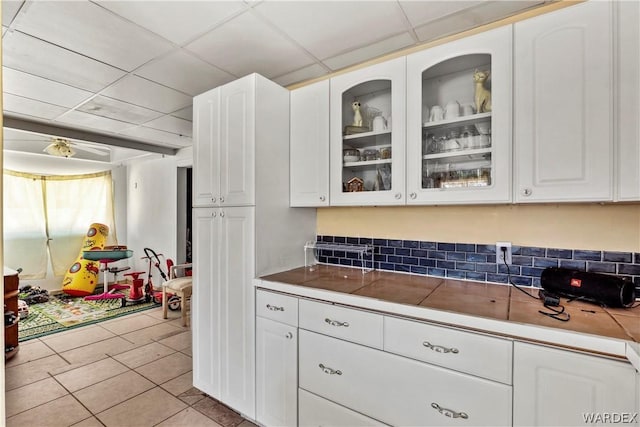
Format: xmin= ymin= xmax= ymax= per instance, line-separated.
xmin=254 ymin=1 xmax=409 ymax=60
xmin=55 ymin=110 xmax=133 ymax=133
xmin=76 ymin=95 xmax=164 ymax=125
xmin=101 ymin=75 xmax=192 ymax=114
xmin=13 ymin=1 xmax=174 ymax=71
xmin=185 ymin=11 xmax=314 ymax=79
xmin=3 ymin=93 xmax=68 ymax=120
xmin=399 ymin=1 xmax=484 ymax=28
xmin=95 ymin=1 xmax=247 ymax=45
xmin=3 ymin=67 xmax=93 ymax=108
xmin=135 ymin=50 xmax=235 ymax=96
xmin=273 ymin=63 xmax=329 ymax=87
xmin=323 ymin=32 xmax=415 ymax=71
xmin=143 ymin=115 xmax=193 ymax=137
xmin=2 ymin=0 xmax=24 ymax=27
xmin=170 ymin=106 xmax=193 ymax=122
xmin=2 ymin=31 xmax=126 ymax=92
xmin=119 ymin=126 xmax=192 ymax=148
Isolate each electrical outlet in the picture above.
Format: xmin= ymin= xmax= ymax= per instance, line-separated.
xmin=496 ymin=241 xmax=512 ymax=265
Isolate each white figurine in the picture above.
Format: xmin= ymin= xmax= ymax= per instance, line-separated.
xmin=352 ymin=101 xmax=363 ymax=127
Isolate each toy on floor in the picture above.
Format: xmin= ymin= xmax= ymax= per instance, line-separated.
xmin=82 ymin=246 xmax=133 ymax=302
xmin=61 ymin=223 xmax=109 ymax=297
xmin=17 ymin=300 xmax=29 ymax=320
xmin=142 ymin=247 xmax=182 ymax=311
xmin=18 ymin=285 xmax=50 ymax=305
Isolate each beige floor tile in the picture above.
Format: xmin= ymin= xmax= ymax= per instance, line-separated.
xmin=100 ymin=312 xmax=166 ymax=335
xmin=96 ymin=386 xmax=187 ymax=427
xmin=71 ymin=416 xmax=105 ymax=427
xmin=5 ymin=339 xmax=55 ymax=368
xmin=5 ymin=354 xmax=70 ymax=391
xmin=158 ymin=330 xmax=191 ymax=351
xmin=59 ymin=336 xmax=141 ymax=365
xmin=41 ymin=325 xmax=117 ymax=353
xmin=192 ymin=397 xmax=245 ymax=427
xmin=181 ymin=347 xmax=193 ymax=357
xmin=178 ymin=387 xmax=207 ymax=406
xmin=5 ymin=377 xmax=69 ymax=418
xmin=6 ymin=395 xmax=91 ymax=427
xmin=157 ymin=407 xmax=223 ymax=427
xmin=112 ymin=341 xmax=175 ymax=369
xmin=237 ymin=421 xmax=258 ymax=427
xmin=54 ymin=357 xmax=129 ymax=392
xmin=161 ymin=371 xmax=193 ymax=396
xmin=135 ymin=352 xmax=192 ymax=384
xmin=120 ymin=322 xmax=184 ymax=345
xmin=145 ymin=308 xmax=181 ymax=321
xmin=73 ymin=370 xmax=154 ymax=413
xmin=169 ymin=317 xmax=190 ymax=328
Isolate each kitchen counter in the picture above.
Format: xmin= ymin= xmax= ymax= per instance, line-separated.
xmin=257 ymin=265 xmax=640 ymax=370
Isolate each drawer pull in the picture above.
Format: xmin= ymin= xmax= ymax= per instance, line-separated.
xmin=423 ymin=341 xmax=459 ymax=354
xmin=319 ymin=363 xmax=342 ymax=376
xmin=266 ymin=304 xmax=284 ymax=312
xmin=325 ymin=318 xmax=349 ymax=327
xmin=431 ymin=402 xmax=468 ymax=419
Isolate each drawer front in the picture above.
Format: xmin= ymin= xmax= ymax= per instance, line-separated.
xmin=256 ymin=290 xmax=298 ymax=326
xmin=384 ymin=316 xmax=513 ymax=384
xmin=299 ymin=299 xmax=383 ymax=348
xmin=299 ymin=329 xmax=512 ymax=427
xmin=298 ymin=389 xmax=387 ymax=427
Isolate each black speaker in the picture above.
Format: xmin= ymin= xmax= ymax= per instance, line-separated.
xmin=540 ymin=267 xmax=636 ymax=308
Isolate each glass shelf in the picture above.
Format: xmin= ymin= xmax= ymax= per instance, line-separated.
xmin=304 ymin=241 xmax=374 ymax=274
xmin=422 ymin=112 xmax=492 ymax=130
xmin=344 ymin=158 xmax=393 ymax=168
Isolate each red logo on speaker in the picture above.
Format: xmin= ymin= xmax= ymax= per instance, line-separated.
xmin=570 ymin=278 xmax=582 ymax=288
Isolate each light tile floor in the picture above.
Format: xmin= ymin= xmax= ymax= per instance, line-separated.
xmin=5 ymin=306 xmax=257 ymax=427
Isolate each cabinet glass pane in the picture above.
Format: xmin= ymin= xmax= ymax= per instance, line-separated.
xmin=341 ymin=79 xmax=392 ymax=193
xmin=421 ymin=54 xmax=494 ymax=190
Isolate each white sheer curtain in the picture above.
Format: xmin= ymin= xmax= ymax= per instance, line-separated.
xmin=3 ymin=170 xmax=117 ymax=278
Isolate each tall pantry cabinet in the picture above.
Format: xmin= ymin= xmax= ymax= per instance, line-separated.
xmin=191 ymin=73 xmax=315 ymax=419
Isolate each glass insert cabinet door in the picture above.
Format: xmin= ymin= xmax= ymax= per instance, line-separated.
xmin=330 ymin=57 xmax=406 ymax=206
xmin=406 ymin=25 xmax=512 ymax=204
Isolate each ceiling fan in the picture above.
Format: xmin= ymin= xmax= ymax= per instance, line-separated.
xmin=44 ymin=138 xmax=110 ymax=158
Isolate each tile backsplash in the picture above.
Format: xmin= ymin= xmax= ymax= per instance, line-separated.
xmin=315 ymin=235 xmax=640 ymax=291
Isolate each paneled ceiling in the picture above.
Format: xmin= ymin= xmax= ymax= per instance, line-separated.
xmin=2 ymin=0 xmax=549 ymax=158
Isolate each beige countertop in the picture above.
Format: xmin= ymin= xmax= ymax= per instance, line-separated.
xmin=258 ymin=265 xmax=640 ymax=368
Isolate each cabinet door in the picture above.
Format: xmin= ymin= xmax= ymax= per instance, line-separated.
xmin=330 ymin=57 xmax=406 ymax=206
xmin=192 ymin=208 xmax=221 ymax=398
xmin=513 ymin=342 xmax=639 ymax=426
xmin=299 ymin=389 xmax=387 ymax=427
xmin=256 ymin=317 xmax=297 ymax=427
xmin=193 ymin=88 xmax=220 ymax=207
xmin=406 ymin=25 xmax=512 ymax=205
xmin=615 ymin=0 xmax=640 ymax=201
xmin=514 ymin=1 xmax=613 ymax=202
xmin=220 ymin=76 xmax=255 ymax=206
xmin=219 ymin=206 xmax=256 ymax=418
xmin=290 ymin=80 xmax=330 ymax=207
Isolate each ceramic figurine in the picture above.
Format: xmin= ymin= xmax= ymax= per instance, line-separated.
xmin=347 ymin=176 xmax=364 ymax=192
xmin=473 ymin=69 xmax=492 ymax=113
xmin=352 ymin=101 xmax=363 ymax=127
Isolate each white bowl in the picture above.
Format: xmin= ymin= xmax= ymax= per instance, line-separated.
xmin=344 ymin=155 xmax=360 ymax=163
xmin=474 ymin=122 xmax=491 ymax=135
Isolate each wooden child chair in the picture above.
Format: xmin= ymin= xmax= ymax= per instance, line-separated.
xmin=162 ymin=263 xmax=192 ymax=326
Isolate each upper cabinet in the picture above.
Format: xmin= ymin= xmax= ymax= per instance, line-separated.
xmin=514 ymin=1 xmax=613 ymax=203
xmin=406 ymin=26 xmax=513 ymax=204
xmin=193 ymin=77 xmax=256 ymax=207
xmin=290 ymin=80 xmax=330 ymax=207
xmin=330 ymin=57 xmax=406 ymax=206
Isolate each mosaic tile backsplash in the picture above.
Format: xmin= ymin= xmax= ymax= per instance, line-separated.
xmin=315 ymin=235 xmax=640 ymax=292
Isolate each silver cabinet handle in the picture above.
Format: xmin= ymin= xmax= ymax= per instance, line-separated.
xmin=423 ymin=341 xmax=459 ymax=354
xmin=220 ymin=211 xmax=225 ymax=217
xmin=325 ymin=318 xmax=349 ymax=327
xmin=219 ymin=196 xmax=225 ymax=203
xmin=319 ymin=195 xmax=326 ymax=202
xmin=522 ymin=188 xmax=532 ymax=196
xmin=395 ymin=192 xmax=402 ymax=199
xmin=285 ymin=332 xmax=293 ymax=339
xmin=410 ymin=192 xmax=417 ymax=199
xmin=212 ymin=211 xmax=217 ymax=218
xmin=319 ymin=363 xmax=342 ymax=375
xmin=431 ymin=402 xmax=468 ymax=419
xmin=266 ymin=304 xmax=284 ymax=311
xmin=212 ymin=197 xmax=217 ymax=203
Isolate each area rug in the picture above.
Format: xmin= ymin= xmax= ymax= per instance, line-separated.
xmin=18 ymin=293 xmax=157 ymax=342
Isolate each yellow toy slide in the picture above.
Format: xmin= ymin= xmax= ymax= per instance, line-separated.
xmin=61 ymin=223 xmax=109 ymax=297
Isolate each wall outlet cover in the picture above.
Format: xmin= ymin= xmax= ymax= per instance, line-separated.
xmin=496 ymin=241 xmax=512 ymax=265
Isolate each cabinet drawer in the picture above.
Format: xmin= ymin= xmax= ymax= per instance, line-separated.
xmin=384 ymin=316 xmax=513 ymax=384
xmin=299 ymin=329 xmax=512 ymax=427
xmin=299 ymin=299 xmax=383 ymax=348
xmin=299 ymin=389 xmax=387 ymax=427
xmin=256 ymin=290 xmax=298 ymax=326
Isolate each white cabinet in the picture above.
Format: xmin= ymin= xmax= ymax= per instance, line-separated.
xmin=290 ymin=80 xmax=330 ymax=207
xmin=513 ymin=342 xmax=639 ymax=426
xmin=330 ymin=57 xmax=406 ymax=206
xmin=298 ymin=389 xmax=387 ymax=427
xmin=192 ymin=74 xmax=316 ymax=420
xmin=615 ymin=0 xmax=640 ymax=201
xmin=406 ymin=25 xmax=512 ymax=204
xmin=514 ymin=1 xmax=613 ymax=202
xmin=256 ymin=316 xmax=297 ymax=427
